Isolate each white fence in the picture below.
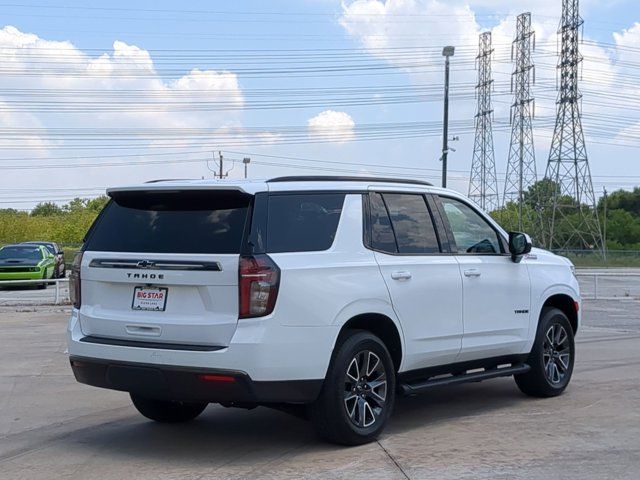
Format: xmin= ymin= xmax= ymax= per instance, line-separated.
xmin=575 ymin=272 xmax=640 ymax=300
xmin=0 ymin=278 xmax=69 ymax=305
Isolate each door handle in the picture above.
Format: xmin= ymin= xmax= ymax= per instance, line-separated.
xmin=463 ymin=268 xmax=481 ymax=278
xmin=391 ymin=271 xmax=412 ymax=281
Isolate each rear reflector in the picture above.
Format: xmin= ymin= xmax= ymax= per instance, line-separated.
xmin=574 ymin=301 xmax=580 ymax=312
xmin=198 ymin=374 xmax=236 ymax=383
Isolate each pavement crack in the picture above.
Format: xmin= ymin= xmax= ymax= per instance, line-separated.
xmin=377 ymin=439 xmax=410 ymax=480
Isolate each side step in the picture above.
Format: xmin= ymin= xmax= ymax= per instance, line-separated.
xmin=399 ymin=364 xmax=530 ymax=396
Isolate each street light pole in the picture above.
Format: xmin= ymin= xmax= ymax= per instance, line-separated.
xmin=242 ymin=157 xmax=251 ymax=179
xmin=441 ymin=46 xmax=455 ymax=189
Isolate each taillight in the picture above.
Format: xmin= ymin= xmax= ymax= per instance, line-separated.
xmin=69 ymin=251 xmax=83 ymax=309
xmin=239 ymin=254 xmax=280 ymax=318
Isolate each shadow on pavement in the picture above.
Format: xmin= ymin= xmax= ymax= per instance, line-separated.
xmin=63 ymin=379 xmax=527 ymax=463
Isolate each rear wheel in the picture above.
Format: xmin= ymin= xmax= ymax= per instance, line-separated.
xmin=515 ymin=307 xmax=575 ymax=397
xmin=310 ymin=330 xmax=395 ymax=445
xmin=130 ymin=394 xmax=207 ymax=423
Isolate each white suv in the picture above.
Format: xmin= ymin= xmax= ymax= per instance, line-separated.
xmin=67 ymin=176 xmax=580 ymax=445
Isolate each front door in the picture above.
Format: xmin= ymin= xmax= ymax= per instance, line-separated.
xmin=436 ymin=196 xmax=531 ymax=361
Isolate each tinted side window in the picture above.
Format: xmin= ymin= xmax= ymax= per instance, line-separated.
xmin=84 ymin=191 xmax=251 ymax=254
xmin=369 ymin=193 xmax=397 ymax=253
xmin=439 ymin=197 xmax=502 ymax=254
xmin=383 ymin=194 xmax=440 ymax=254
xmin=266 ymin=193 xmax=345 ymax=253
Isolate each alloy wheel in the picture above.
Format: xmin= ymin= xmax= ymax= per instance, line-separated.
xmin=543 ymin=324 xmax=571 ymax=385
xmin=343 ymin=350 xmax=388 ymax=428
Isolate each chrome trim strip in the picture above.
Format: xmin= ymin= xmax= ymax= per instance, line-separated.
xmin=89 ymin=258 xmax=222 ymax=271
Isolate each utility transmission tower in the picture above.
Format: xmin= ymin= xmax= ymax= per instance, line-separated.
xmin=503 ymin=13 xmax=538 ymax=232
xmin=544 ymin=0 xmax=603 ymax=252
xmin=469 ymin=31 xmax=499 ymax=212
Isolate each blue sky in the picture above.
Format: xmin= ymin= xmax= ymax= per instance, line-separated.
xmin=0 ymin=0 xmax=639 ymax=209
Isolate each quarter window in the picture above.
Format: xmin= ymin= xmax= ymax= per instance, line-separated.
xmin=266 ymin=193 xmax=346 ymax=253
xmin=439 ymin=197 xmax=502 ymax=254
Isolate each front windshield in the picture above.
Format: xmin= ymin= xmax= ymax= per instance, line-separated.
xmin=0 ymin=247 xmax=42 ymax=261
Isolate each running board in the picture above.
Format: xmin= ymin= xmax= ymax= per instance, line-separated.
xmin=399 ymin=364 xmax=530 ymax=396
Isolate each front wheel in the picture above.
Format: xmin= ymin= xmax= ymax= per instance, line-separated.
xmin=130 ymin=394 xmax=207 ymax=423
xmin=515 ymin=307 xmax=575 ymax=397
xmin=36 ymin=270 xmax=47 ymax=289
xmin=310 ymin=330 xmax=395 ymax=445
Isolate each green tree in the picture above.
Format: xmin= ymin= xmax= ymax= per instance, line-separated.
xmin=85 ymin=195 xmax=109 ymax=212
xmin=31 ymin=202 xmax=63 ymax=216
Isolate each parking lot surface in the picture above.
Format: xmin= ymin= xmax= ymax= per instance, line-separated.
xmin=0 ymin=300 xmax=638 ymax=479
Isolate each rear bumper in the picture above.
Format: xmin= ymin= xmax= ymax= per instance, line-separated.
xmin=67 ymin=308 xmax=338 ymax=395
xmin=70 ymin=356 xmax=322 ymax=404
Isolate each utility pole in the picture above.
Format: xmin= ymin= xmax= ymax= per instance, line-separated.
xmin=603 ymin=187 xmax=608 ymax=261
xmin=469 ymin=32 xmax=499 ymax=212
xmin=504 ymin=13 xmax=538 ymax=233
xmin=243 ymin=157 xmax=251 ymax=179
xmin=441 ymin=46 xmax=455 ymax=188
xmin=212 ymin=150 xmax=228 ymax=179
xmin=544 ymin=0 xmax=603 ymax=254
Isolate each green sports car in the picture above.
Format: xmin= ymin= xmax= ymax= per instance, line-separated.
xmin=0 ymin=244 xmax=57 ymax=288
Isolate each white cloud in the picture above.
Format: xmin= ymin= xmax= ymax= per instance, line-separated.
xmin=308 ymin=110 xmax=356 ymax=143
xmin=0 ymin=25 xmax=245 ymax=135
xmin=340 ymin=0 xmax=481 ymax=85
xmin=0 ymin=25 xmax=250 ymax=199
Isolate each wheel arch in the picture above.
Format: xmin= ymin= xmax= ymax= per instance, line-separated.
xmin=541 ymin=293 xmax=579 ymax=334
xmin=337 ymin=313 xmax=403 ymax=372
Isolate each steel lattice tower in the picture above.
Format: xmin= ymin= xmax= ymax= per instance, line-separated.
xmin=469 ymin=32 xmax=499 ymax=212
xmin=503 ymin=13 xmax=538 ymax=231
xmin=544 ymin=0 xmax=603 ymax=251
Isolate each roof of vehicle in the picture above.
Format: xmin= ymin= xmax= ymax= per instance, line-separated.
xmin=107 ymin=176 xmax=449 ymax=196
xmin=1 ymin=244 xmax=46 ymax=251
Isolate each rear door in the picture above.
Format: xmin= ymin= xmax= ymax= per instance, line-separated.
xmin=436 ymin=195 xmax=531 ymax=361
xmin=366 ymin=190 xmax=463 ymax=371
xmin=79 ymin=189 xmax=252 ymax=348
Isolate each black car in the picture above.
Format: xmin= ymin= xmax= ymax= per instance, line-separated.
xmin=21 ymin=241 xmax=66 ymax=278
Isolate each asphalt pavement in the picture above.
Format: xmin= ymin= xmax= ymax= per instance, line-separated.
xmin=0 ymin=300 xmax=638 ymax=479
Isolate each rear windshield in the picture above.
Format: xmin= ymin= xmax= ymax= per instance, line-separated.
xmin=84 ymin=190 xmax=251 ymax=254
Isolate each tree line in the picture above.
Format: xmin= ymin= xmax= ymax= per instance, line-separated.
xmin=0 ymin=196 xmax=109 ymax=246
xmin=492 ymin=180 xmax=640 ymax=250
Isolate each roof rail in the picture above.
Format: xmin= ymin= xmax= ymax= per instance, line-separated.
xmin=144 ymin=178 xmax=195 ymax=184
xmin=267 ymin=176 xmax=433 ymax=187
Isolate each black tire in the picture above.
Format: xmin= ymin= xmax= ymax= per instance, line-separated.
xmin=310 ymin=330 xmax=396 ymax=446
xmin=515 ymin=307 xmax=575 ymax=398
xmin=36 ymin=270 xmax=47 ymax=289
xmin=130 ymin=394 xmax=207 ymax=423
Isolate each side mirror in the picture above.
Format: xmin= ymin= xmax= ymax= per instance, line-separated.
xmin=59 ymin=250 xmax=65 ymax=255
xmin=509 ymin=232 xmax=532 ymax=263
